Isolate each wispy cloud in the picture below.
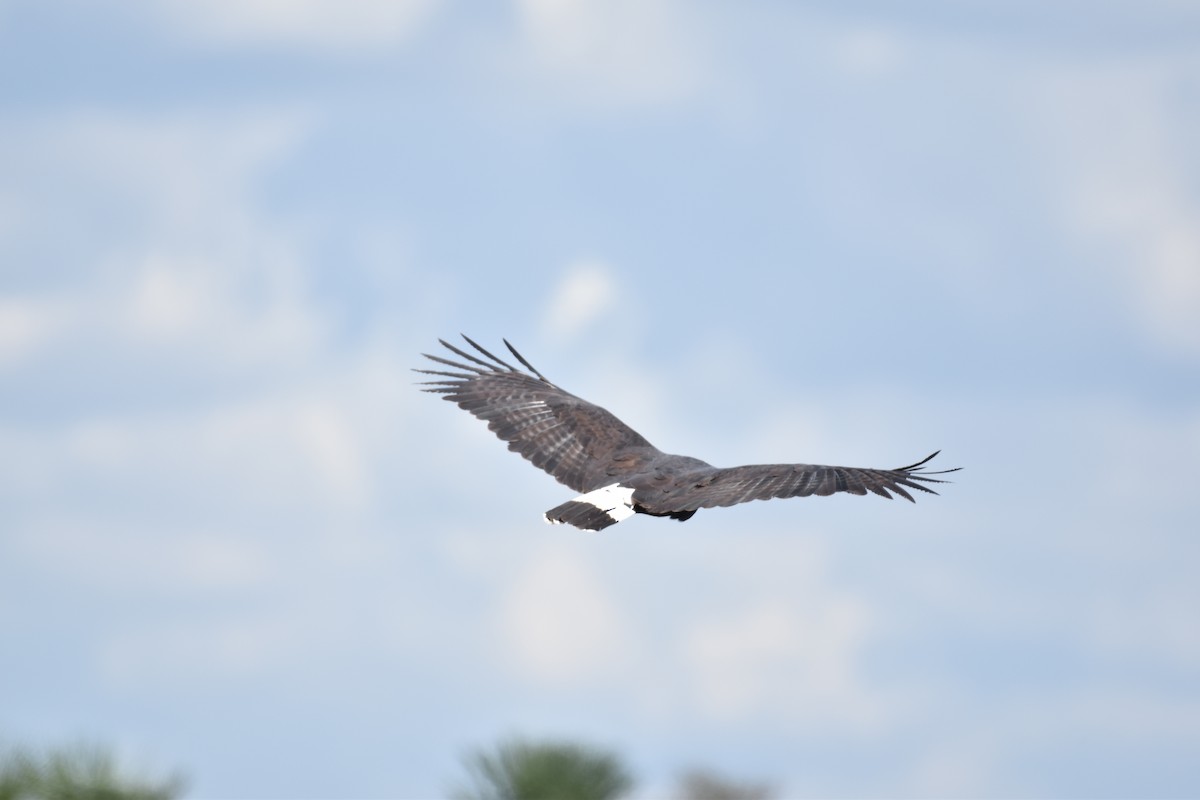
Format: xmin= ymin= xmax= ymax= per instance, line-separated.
xmin=1036 ymin=58 xmax=1200 ymax=358
xmin=540 ymin=258 xmax=618 ymax=342
xmin=0 ymin=297 xmax=65 ymax=367
xmin=139 ymin=0 xmax=442 ymax=52
xmin=511 ymin=0 xmax=707 ymax=109
xmin=498 ymin=545 xmax=633 ymax=685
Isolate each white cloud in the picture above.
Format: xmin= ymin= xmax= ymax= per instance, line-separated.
xmin=54 ymin=388 xmax=375 ymax=512
xmin=0 ymin=103 xmax=422 ymax=533
xmin=682 ymin=593 xmax=875 ymax=725
xmin=0 ymin=252 xmax=330 ymax=378
xmin=99 ymin=611 xmax=306 ymax=685
xmin=907 ymin=732 xmax=998 ymax=797
xmin=833 ymin=27 xmax=907 ymax=76
xmin=128 ymin=258 xmax=208 ymax=337
xmin=200 ymin=396 xmax=373 ymax=509
xmin=541 ymin=258 xmax=617 ymax=341
xmin=513 ymin=0 xmax=705 ymax=108
xmin=1037 ymin=59 xmax=1200 ymax=357
xmin=143 ymin=0 xmax=441 ymax=52
xmin=906 ymin=686 xmax=1200 ymax=797
xmin=498 ymin=546 xmax=631 ymax=685
xmin=0 ymin=108 xmax=338 ymax=371
xmin=117 ymin=251 xmax=330 ymax=368
xmin=0 ymin=296 xmax=65 ymax=367
xmin=585 ymin=536 xmax=884 ymax=730
xmin=61 ymin=109 xmax=310 ymax=240
xmin=16 ymin=519 xmax=272 ymax=594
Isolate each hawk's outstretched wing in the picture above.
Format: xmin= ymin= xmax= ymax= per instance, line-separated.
xmin=641 ymin=452 xmax=956 ymax=515
xmin=415 ymin=336 xmax=658 ymax=493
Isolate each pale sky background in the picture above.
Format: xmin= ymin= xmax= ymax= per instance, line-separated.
xmin=2 ymin=1 xmax=1199 ymax=797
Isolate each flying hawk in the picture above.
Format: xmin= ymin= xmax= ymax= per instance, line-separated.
xmin=417 ymin=336 xmax=958 ymax=531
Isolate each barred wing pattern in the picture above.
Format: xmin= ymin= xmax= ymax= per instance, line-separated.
xmin=417 ymin=336 xmax=959 ymax=530
xmin=648 ymin=452 xmax=952 ymax=514
xmin=415 ymin=336 xmax=657 ymax=494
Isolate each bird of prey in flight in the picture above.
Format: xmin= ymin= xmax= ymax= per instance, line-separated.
xmin=416 ymin=336 xmax=958 ymax=531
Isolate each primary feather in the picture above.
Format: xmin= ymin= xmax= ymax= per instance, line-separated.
xmin=416 ymin=336 xmax=958 ymax=531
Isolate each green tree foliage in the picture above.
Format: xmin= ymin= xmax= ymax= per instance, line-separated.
xmin=675 ymin=768 xmax=774 ymax=800
xmin=455 ymin=737 xmax=633 ymax=800
xmin=0 ymin=741 xmax=184 ymax=800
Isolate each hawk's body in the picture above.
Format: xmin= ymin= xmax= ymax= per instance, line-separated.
xmin=417 ymin=336 xmax=958 ymax=531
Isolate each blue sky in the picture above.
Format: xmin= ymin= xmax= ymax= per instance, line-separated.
xmin=2 ymin=1 xmax=1199 ymax=797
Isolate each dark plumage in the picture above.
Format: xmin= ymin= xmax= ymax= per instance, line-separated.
xmin=416 ymin=336 xmax=959 ymax=531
